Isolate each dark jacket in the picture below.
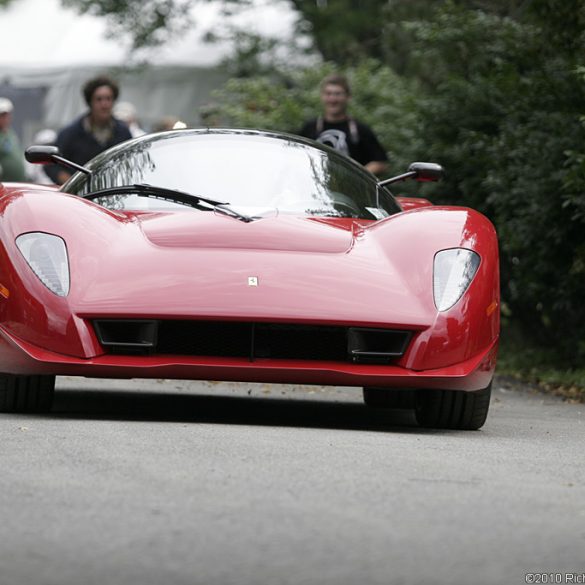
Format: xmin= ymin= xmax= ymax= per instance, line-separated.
xmin=45 ymin=114 xmax=132 ymax=183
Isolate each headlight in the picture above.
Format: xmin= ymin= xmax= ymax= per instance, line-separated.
xmin=16 ymin=233 xmax=70 ymax=297
xmin=433 ymin=248 xmax=480 ymax=311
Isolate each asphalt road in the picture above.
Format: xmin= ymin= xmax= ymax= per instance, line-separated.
xmin=1 ymin=376 xmax=584 ymax=585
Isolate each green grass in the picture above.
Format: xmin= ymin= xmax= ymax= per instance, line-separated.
xmin=497 ymin=325 xmax=585 ymax=402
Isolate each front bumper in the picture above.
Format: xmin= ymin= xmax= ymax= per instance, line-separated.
xmin=0 ymin=326 xmax=498 ymax=392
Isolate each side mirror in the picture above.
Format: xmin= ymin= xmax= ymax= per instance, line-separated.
xmin=25 ymin=145 xmax=60 ymax=164
xmin=407 ymin=162 xmax=444 ymax=182
xmin=25 ymin=145 xmax=92 ymax=177
xmin=378 ymin=162 xmax=444 ymax=187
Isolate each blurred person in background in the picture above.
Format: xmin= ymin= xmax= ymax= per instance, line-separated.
xmin=26 ymin=128 xmax=57 ymax=184
xmin=0 ymin=97 xmax=26 ymax=183
xmin=113 ymin=101 xmax=146 ymax=138
xmin=45 ymin=75 xmax=132 ymax=185
xmin=298 ymin=74 xmax=388 ymax=176
xmin=152 ymin=116 xmax=187 ymax=132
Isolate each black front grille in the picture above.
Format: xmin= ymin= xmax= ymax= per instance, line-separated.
xmin=93 ymin=320 xmax=412 ymax=364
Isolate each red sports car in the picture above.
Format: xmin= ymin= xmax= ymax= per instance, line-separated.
xmin=0 ymin=129 xmax=498 ymax=429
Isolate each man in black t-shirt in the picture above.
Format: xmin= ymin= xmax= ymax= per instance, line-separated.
xmin=298 ymin=74 xmax=388 ymax=176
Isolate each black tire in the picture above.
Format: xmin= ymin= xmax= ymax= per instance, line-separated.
xmin=0 ymin=375 xmax=56 ymax=413
xmin=414 ymin=383 xmax=492 ymax=430
xmin=363 ymin=387 xmax=415 ymax=409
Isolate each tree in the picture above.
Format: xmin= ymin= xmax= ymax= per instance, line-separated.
xmin=39 ymin=0 xmax=431 ymax=64
xmin=60 ymin=0 xmax=193 ymax=50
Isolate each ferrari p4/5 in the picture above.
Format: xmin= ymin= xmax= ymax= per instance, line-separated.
xmin=0 ymin=129 xmax=498 ymax=429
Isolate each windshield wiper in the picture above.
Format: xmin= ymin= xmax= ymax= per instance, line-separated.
xmin=84 ymin=183 xmax=254 ymax=222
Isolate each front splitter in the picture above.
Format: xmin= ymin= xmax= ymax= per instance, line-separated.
xmin=0 ymin=327 xmax=497 ymax=392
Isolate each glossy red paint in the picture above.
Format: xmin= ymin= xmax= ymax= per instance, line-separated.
xmin=395 ymin=196 xmax=433 ymax=211
xmin=0 ymin=182 xmax=499 ymax=391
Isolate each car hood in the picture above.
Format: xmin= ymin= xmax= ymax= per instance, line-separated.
xmin=137 ymin=211 xmax=355 ymax=254
xmin=66 ymin=209 xmax=435 ymax=328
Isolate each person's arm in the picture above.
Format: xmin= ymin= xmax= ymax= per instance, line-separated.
xmin=358 ymin=123 xmax=389 ymax=176
xmin=44 ymin=162 xmax=71 ymax=186
xmin=55 ymin=169 xmax=72 ymax=184
xmin=365 ymin=160 xmax=388 ymax=176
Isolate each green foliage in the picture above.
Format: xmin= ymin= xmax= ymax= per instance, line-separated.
xmin=528 ymin=0 xmax=585 ymax=54
xmin=288 ymin=0 xmax=388 ymax=64
xmin=61 ymin=0 xmax=193 ymax=50
xmin=205 ymin=30 xmax=282 ymax=78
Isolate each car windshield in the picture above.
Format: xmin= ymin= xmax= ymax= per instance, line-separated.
xmin=63 ymin=130 xmax=400 ymax=219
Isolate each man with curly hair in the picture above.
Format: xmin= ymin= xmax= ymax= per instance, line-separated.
xmin=46 ymin=75 xmax=132 ymax=185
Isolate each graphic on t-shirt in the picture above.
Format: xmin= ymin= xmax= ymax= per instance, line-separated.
xmin=317 ymin=129 xmax=349 ymax=156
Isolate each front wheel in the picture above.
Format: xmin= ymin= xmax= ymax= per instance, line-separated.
xmin=363 ymin=387 xmax=415 ymax=409
xmin=0 ymin=375 xmax=56 ymax=413
xmin=414 ymin=384 xmax=492 ymax=430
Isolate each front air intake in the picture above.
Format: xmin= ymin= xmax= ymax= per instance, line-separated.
xmin=93 ymin=320 xmax=158 ymax=354
xmin=92 ymin=319 xmax=412 ymax=363
xmin=347 ymin=328 xmax=412 ymax=364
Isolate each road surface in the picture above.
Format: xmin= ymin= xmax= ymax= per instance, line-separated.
xmin=1 ymin=376 xmax=584 ymax=585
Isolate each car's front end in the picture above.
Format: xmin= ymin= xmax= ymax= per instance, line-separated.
xmin=0 ymin=129 xmax=499 ymax=428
